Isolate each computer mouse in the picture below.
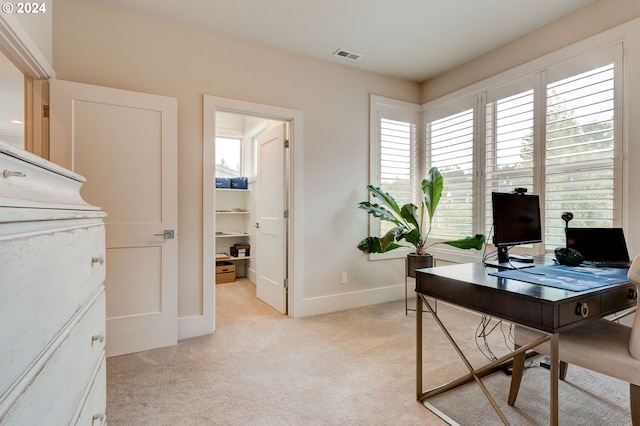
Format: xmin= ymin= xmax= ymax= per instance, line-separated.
xmin=554 ymin=247 xmax=584 ymax=266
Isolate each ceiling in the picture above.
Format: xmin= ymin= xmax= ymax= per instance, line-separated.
xmin=98 ymin=0 xmax=594 ymax=82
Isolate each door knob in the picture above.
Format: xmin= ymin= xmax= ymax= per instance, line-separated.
xmin=154 ymin=229 xmax=175 ymax=239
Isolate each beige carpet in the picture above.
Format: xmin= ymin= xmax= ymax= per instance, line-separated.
xmin=106 ymin=279 xmax=631 ymax=425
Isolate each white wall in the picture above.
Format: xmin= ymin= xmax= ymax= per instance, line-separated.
xmin=13 ymin=0 xmax=53 ymax=66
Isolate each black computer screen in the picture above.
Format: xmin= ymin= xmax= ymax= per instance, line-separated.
xmin=566 ymin=228 xmax=630 ymax=262
xmin=491 ymin=191 xmax=542 ymax=248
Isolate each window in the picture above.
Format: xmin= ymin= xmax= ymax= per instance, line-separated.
xmin=544 ymin=64 xmax=617 ymax=249
xmin=371 ymin=42 xmax=623 ymax=258
xmin=369 ymin=97 xmax=420 ymax=248
xmin=379 ymin=117 xmax=415 ymax=237
xmin=427 ymin=108 xmax=475 ymax=240
xmin=484 ymin=85 xmax=536 ymax=239
xmin=380 ymin=118 xmax=414 ymax=207
xmin=215 ymin=137 xmax=242 ymax=177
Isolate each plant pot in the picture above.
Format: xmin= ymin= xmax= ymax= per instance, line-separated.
xmin=406 ymin=253 xmax=434 ymax=278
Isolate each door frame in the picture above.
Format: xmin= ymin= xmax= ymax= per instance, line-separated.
xmin=202 ymin=95 xmax=303 ymax=332
xmin=0 ymin=12 xmax=54 ymax=157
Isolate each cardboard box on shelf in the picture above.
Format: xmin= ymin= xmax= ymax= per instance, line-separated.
xmin=216 ymin=261 xmax=235 ymax=273
xmin=216 ymin=261 xmax=236 ymax=283
xmin=216 ymin=272 xmax=235 ymax=283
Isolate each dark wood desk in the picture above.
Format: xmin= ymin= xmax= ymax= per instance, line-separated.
xmin=415 ymin=258 xmax=636 ymax=425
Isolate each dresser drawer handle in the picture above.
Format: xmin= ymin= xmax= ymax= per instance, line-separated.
xmin=2 ymin=170 xmax=26 ymax=178
xmin=576 ymin=302 xmax=589 ymax=318
xmin=629 ymin=288 xmax=638 ymax=301
xmin=91 ymin=255 xmax=104 ymax=266
xmin=92 ymin=334 xmax=105 ymax=344
xmin=92 ymin=413 xmax=106 ymax=425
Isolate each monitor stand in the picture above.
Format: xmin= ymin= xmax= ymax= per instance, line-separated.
xmin=484 ymin=247 xmax=535 ymax=269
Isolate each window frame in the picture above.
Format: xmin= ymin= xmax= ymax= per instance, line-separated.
xmin=368 ymin=95 xmax=422 ymax=260
xmin=423 ymin=95 xmax=479 ymax=245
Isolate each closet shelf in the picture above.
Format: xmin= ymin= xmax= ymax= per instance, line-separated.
xmin=216 ymin=232 xmax=250 ymax=238
xmin=215 ymin=188 xmax=251 ymax=193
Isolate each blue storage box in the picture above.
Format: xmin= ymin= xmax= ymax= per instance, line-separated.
xmin=230 ymin=177 xmax=248 ymax=189
xmin=215 ymin=177 xmax=231 ymax=188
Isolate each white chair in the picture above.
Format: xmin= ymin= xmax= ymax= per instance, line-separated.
xmin=508 ymin=254 xmax=640 ymax=424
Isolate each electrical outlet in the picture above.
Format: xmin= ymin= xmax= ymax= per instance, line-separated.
xmin=340 ymin=272 xmax=348 ymax=284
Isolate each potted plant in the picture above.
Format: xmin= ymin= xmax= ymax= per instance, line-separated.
xmin=357 ymin=167 xmax=485 ymax=277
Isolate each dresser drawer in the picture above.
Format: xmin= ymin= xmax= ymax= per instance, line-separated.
xmin=0 ymin=142 xmax=89 ymax=210
xmin=0 ymin=223 xmax=105 ymax=401
xmin=0 ymin=289 xmax=106 ymax=425
xmin=73 ymin=357 xmax=107 ymax=426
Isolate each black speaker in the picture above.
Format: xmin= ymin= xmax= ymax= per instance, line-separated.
xmin=554 ymin=247 xmax=584 ymax=266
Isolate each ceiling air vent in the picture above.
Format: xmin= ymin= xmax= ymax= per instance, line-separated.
xmin=333 ymin=48 xmax=362 ymax=61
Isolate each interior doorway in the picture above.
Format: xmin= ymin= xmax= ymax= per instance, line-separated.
xmin=214 ymin=112 xmax=287 ymax=314
xmin=202 ymin=95 xmax=303 ymax=332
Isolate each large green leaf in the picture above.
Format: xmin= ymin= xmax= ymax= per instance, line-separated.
xmin=356 ymin=235 xmax=402 ymax=253
xmin=399 ymin=203 xmax=419 ymax=229
xmin=403 ymin=228 xmax=422 ymax=250
xmin=388 ymin=225 xmax=409 ymax=239
xmin=358 ymin=202 xmax=401 ymax=225
xmin=422 ymin=167 xmax=443 ymax=221
xmin=441 ymin=234 xmax=486 ymax=250
xmin=367 ymin=185 xmax=402 ymax=216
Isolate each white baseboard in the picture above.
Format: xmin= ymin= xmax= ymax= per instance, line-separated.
xmin=293 ymin=283 xmax=410 ymax=318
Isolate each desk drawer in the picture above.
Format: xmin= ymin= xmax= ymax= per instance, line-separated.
xmin=602 ymin=284 xmax=637 ymax=313
xmin=558 ymin=295 xmax=601 ymax=327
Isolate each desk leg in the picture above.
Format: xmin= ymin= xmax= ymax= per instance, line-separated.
xmin=550 ymin=333 xmax=559 ymax=426
xmin=416 ymin=294 xmax=423 ymax=399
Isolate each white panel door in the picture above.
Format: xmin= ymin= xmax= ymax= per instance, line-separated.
xmin=256 ymin=124 xmax=287 ymax=313
xmin=49 ymin=80 xmax=178 ymax=357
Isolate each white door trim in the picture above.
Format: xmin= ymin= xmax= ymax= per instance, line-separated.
xmin=0 ymin=13 xmax=54 ymax=79
xmin=194 ymin=95 xmax=303 ymax=336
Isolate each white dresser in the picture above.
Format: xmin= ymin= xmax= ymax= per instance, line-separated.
xmin=0 ymin=142 xmax=107 ymax=425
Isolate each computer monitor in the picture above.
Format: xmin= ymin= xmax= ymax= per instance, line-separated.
xmin=488 ymin=191 xmax=542 ymax=268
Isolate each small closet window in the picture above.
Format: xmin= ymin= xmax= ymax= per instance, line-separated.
xmin=215 ymin=137 xmax=242 ymax=177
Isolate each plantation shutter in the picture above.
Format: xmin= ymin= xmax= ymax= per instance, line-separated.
xmin=380 ymin=118 xmax=414 ymax=207
xmin=426 ymin=108 xmax=475 ymax=240
xmin=484 ymin=88 xmax=536 ymax=235
xmin=371 ymin=96 xmax=420 ymax=247
xmin=544 ymin=62 xmax=617 ymax=249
